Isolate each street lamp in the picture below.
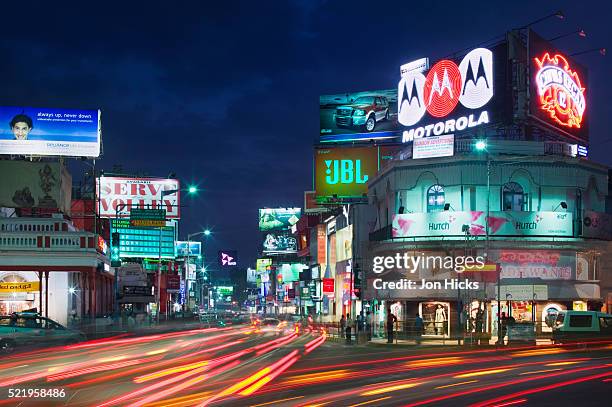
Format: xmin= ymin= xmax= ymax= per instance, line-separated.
xmin=185 ymin=230 xmax=212 ymax=312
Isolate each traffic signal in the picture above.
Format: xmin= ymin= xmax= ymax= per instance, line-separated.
xmin=111 ymin=232 xmax=121 ymax=267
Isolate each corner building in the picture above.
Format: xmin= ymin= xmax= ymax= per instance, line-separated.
xmin=364 ymin=140 xmax=611 ymax=339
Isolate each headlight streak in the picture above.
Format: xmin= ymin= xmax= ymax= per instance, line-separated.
xmin=360 ymin=381 xmax=422 ymax=396
xmin=454 ymin=368 xmax=513 ymax=378
xmin=434 ymin=380 xmax=478 ymax=389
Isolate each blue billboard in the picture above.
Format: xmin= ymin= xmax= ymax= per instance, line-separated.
xmin=0 ymin=106 xmax=101 ymax=157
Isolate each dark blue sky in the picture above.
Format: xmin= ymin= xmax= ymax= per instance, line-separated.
xmin=1 ymin=0 xmax=610 ymax=268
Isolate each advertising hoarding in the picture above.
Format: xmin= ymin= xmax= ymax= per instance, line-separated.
xmin=175 ymin=241 xmax=202 ymax=257
xmin=97 ymin=177 xmax=180 ymax=219
xmin=496 ymin=250 xmax=575 ymax=280
xmin=280 ymin=264 xmax=306 ymax=282
xmin=111 ymin=219 xmax=175 ymax=259
xmin=256 ymin=258 xmax=272 ymax=272
xmin=0 ymin=106 xmax=101 ymax=157
xmin=335 ymin=225 xmax=353 ymax=262
xmin=314 ymin=146 xmax=378 ymax=203
xmin=529 ymin=30 xmax=588 ymax=143
xmin=498 ymin=285 xmax=548 ymax=301
xmin=258 ymin=208 xmax=301 ymax=231
xmin=246 ymin=268 xmax=258 ymax=283
xmin=319 ymin=89 xmax=399 ymax=142
xmin=412 ymin=134 xmax=454 ymax=159
xmin=0 ymin=161 xmax=72 ymax=214
xmin=304 ymin=191 xmax=325 ymax=213
xmin=262 ymin=231 xmax=297 ymax=254
xmin=392 ymin=211 xmax=573 ymax=238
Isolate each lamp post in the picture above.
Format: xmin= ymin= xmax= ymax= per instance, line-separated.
xmin=185 ymin=230 xmax=211 ymax=312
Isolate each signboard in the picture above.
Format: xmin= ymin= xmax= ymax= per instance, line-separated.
xmin=401 ymin=58 xmax=430 ymax=76
xmin=217 ymin=286 xmax=233 ymax=296
xmin=335 ymin=225 xmax=353 ymax=262
xmin=246 ymin=268 xmax=258 ymax=283
xmin=175 ymin=241 xmax=202 ymax=257
xmin=130 ymin=219 xmax=166 ymax=228
xmin=110 ymin=219 xmax=175 ymax=259
xmin=315 ymin=147 xmax=378 ymax=203
xmin=263 ymin=231 xmax=297 ymax=254
xmin=0 ymin=281 xmax=40 ymax=292
xmin=218 ymin=250 xmax=237 ymax=267
xmin=0 ymin=106 xmax=101 ymax=157
xmin=280 ymin=264 xmax=306 ymax=282
xmin=258 ymin=208 xmax=301 ymax=231
xmin=322 ymin=278 xmax=335 ymax=295
xmin=256 ymin=258 xmax=272 ymax=272
xmin=0 ymin=161 xmax=72 ymax=213
xmin=166 ymin=275 xmax=180 ymax=292
xmin=392 ymin=211 xmax=573 ymax=238
xmin=130 ymin=208 xmax=166 ymax=221
xmin=304 ymin=191 xmax=326 ymax=214
xmin=412 ymin=134 xmax=454 ymax=159
xmin=498 ymin=285 xmax=548 ymax=301
xmin=123 ymin=286 xmax=152 ymax=296
xmin=582 ymin=211 xmax=612 ymax=240
xmin=317 ymin=225 xmax=327 ymax=265
xmin=529 ymin=30 xmax=588 ymax=143
xmin=497 ymin=250 xmax=575 ymax=280
xmin=97 ymin=177 xmax=180 ymax=219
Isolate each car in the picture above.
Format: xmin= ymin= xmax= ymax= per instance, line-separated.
xmin=0 ymin=311 xmax=86 ymax=354
xmin=334 ymin=95 xmax=390 ymax=132
xmin=552 ymin=310 xmax=612 ymax=343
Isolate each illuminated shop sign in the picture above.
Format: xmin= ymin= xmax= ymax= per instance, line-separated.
xmin=399 ymin=48 xmax=494 ymax=143
xmin=412 ymin=134 xmax=454 ymax=159
xmin=392 ymin=211 xmax=573 ymax=238
xmin=535 ymin=53 xmax=586 ymax=129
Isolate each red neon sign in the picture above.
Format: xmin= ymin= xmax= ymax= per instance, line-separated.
xmin=534 ymin=53 xmax=586 ymax=129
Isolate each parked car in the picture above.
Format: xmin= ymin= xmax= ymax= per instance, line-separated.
xmin=552 ymin=310 xmax=612 ymax=343
xmin=334 ymin=96 xmax=390 ymax=132
xmin=0 ymin=311 xmax=86 ymax=354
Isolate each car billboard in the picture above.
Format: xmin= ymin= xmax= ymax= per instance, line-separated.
xmin=97 ymin=177 xmax=180 ymax=219
xmin=258 ymin=208 xmax=301 ymax=231
xmin=0 ymin=106 xmax=101 ymax=157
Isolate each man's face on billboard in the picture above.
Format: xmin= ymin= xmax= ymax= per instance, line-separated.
xmin=12 ymin=122 xmax=31 ymax=140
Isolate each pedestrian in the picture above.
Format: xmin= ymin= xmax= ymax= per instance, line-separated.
xmin=499 ymin=312 xmax=508 ymax=345
xmin=366 ymin=311 xmax=372 ymax=341
xmin=345 ymin=316 xmax=353 ymax=344
xmin=414 ymin=313 xmax=424 ymax=345
xmin=340 ymin=314 xmax=346 ymax=339
xmin=386 ymin=308 xmax=397 ymax=344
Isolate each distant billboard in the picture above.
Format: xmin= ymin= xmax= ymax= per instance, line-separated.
xmin=218 ymin=250 xmax=237 ymax=267
xmin=256 ymin=258 xmax=272 ymax=272
xmin=263 ymin=231 xmax=297 ymax=254
xmin=97 ymin=177 xmax=180 ymax=219
xmin=110 ymin=219 xmax=175 ymax=259
xmin=175 ymin=241 xmax=202 ymax=257
xmin=0 ymin=161 xmax=72 ymax=214
xmin=0 ymin=106 xmax=101 ymax=157
xmin=258 ymin=208 xmax=301 ymax=231
xmin=320 ymin=89 xmax=399 ymax=143
xmin=314 ymin=146 xmax=378 ymax=203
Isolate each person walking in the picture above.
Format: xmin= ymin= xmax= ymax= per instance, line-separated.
xmin=414 ymin=313 xmax=424 ymax=345
xmin=345 ymin=316 xmax=353 ymax=344
xmin=340 ymin=314 xmax=346 ymax=340
xmin=386 ymin=308 xmax=397 ymax=344
xmin=499 ymin=312 xmax=508 ymax=345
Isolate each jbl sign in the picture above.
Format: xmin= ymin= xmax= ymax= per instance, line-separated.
xmin=324 ymin=159 xmax=369 ymax=185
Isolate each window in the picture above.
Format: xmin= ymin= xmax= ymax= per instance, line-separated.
xmin=569 ymin=314 xmax=592 ymax=328
xmin=502 ymin=182 xmax=526 ymax=211
xmin=427 ymin=185 xmax=445 ymax=212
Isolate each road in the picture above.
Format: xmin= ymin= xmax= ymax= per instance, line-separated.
xmin=0 ymin=325 xmax=610 ymax=406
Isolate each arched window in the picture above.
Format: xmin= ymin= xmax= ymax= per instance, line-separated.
xmin=502 ymin=182 xmax=526 ymax=211
xmin=427 ymin=185 xmax=445 ymax=212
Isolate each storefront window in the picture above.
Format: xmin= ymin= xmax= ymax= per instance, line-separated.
xmin=419 ymin=301 xmax=450 ymax=337
xmin=427 ymin=185 xmax=445 ymax=212
xmin=502 ymin=182 xmax=526 ymax=211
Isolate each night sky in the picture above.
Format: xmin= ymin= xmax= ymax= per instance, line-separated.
xmin=1 ymin=0 xmax=610 ymax=270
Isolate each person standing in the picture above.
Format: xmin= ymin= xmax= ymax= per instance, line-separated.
xmin=366 ymin=310 xmax=372 ymax=341
xmin=345 ymin=316 xmax=353 ymax=344
xmin=340 ymin=314 xmax=346 ymax=339
xmin=386 ymin=308 xmax=397 ymax=344
xmin=499 ymin=312 xmax=508 ymax=345
xmin=414 ymin=313 xmax=424 ymax=345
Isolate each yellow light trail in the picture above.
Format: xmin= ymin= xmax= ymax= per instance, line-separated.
xmin=518 ymin=368 xmax=562 ymax=375
xmin=145 ymin=349 xmax=168 ymax=356
xmin=283 ymin=369 xmax=351 ymax=384
xmin=135 ymin=361 xmax=209 ymax=383
xmin=546 ymin=361 xmax=584 ymax=366
xmin=406 ymin=357 xmax=464 ymax=367
xmin=361 ymin=382 xmax=421 ymax=396
xmin=455 ymin=368 xmax=512 ymax=378
xmin=435 ymin=380 xmax=478 ymax=389
xmin=348 ymin=396 xmax=392 ymax=406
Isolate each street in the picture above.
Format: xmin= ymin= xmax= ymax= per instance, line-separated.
xmin=0 ymin=324 xmax=610 ymax=406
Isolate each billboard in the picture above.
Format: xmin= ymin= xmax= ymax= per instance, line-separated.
xmin=529 ymin=31 xmax=588 ymax=143
xmin=97 ymin=177 xmax=180 ymax=219
xmin=392 ymin=211 xmax=573 ymax=238
xmin=335 ymin=225 xmax=353 ymax=262
xmin=0 ymin=107 xmax=101 ymax=157
xmin=263 ymin=231 xmax=297 ymax=254
xmin=0 ymin=161 xmax=72 ymax=214
xmin=256 ymin=258 xmax=272 ymax=272
xmin=258 ymin=208 xmax=301 ymax=231
xmin=175 ymin=241 xmax=202 ymax=257
xmin=412 ymin=134 xmax=454 ymax=159
xmin=495 ymin=250 xmax=575 ymax=280
xmin=320 ymin=89 xmax=399 ymax=142
xmin=314 ymin=146 xmax=378 ymax=203
xmin=280 ymin=264 xmax=306 ymax=282
xmin=111 ymin=219 xmax=175 ymax=259
xmin=218 ymin=250 xmax=237 ymax=267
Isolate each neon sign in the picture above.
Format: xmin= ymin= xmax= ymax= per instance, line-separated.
xmin=534 ymin=53 xmax=586 ymax=129
xmin=398 ymin=48 xmax=494 ymax=142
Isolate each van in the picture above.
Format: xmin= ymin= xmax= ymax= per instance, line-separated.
xmin=552 ymin=310 xmax=612 ymax=343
